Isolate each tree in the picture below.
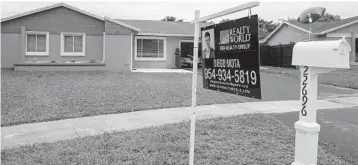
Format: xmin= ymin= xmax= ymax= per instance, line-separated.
xmin=160 ymin=16 xmax=184 ymax=22
xmin=283 ymin=13 xmax=341 ymax=22
xmin=259 ymin=18 xmax=279 ymax=40
xmin=161 ymin=16 xmax=177 ymax=21
xmin=219 ymin=19 xmax=231 ymax=23
xmin=318 ymin=13 xmax=341 ymax=22
xmin=201 ymin=20 xmax=215 ymax=24
xmin=284 ymin=17 xmax=297 ymax=22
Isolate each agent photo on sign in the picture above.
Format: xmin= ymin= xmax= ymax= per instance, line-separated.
xmin=202 ymin=29 xmax=215 ymax=59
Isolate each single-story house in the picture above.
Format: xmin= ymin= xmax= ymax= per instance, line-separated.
xmin=1 ymin=2 xmax=203 ymax=71
xmin=260 ymin=16 xmax=358 ymax=66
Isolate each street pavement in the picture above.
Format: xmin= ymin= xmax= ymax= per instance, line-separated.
xmin=274 ymin=107 xmax=358 ymax=163
xmin=258 ymin=72 xmax=358 ymax=101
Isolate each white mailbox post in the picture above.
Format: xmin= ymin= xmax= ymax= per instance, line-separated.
xmin=291 ymin=38 xmax=351 ymax=165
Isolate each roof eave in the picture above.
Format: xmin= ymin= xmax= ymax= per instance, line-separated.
xmin=137 ymin=33 xmax=194 ymax=37
xmin=282 ymin=21 xmax=311 ymax=33
xmin=104 ymin=17 xmax=141 ymax=32
xmin=1 ymin=2 xmax=104 ymax=23
xmin=318 ymin=19 xmax=358 ymax=35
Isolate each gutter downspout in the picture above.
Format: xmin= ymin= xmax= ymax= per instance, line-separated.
xmin=102 ymin=31 xmax=106 ymax=63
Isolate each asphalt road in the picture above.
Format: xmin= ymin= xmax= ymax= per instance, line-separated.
xmin=258 ymin=72 xmax=358 ymax=101
xmin=273 ymin=107 xmax=358 ymax=164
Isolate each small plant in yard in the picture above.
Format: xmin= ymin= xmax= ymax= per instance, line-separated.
xmin=175 ymin=48 xmax=183 ymax=69
xmin=71 ymin=59 xmax=75 ymax=63
xmin=90 ymin=59 xmax=96 ymax=63
xmin=51 ymin=60 xmax=56 ymax=63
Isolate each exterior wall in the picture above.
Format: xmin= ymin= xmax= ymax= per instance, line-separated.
xmin=104 ymin=20 xmax=135 ymax=71
xmin=105 ymin=21 xmax=132 ymax=35
xmin=1 ymin=33 xmax=22 ymax=68
xmin=23 ymin=34 xmax=103 ymax=62
xmin=105 ymin=34 xmax=132 ymax=71
xmin=133 ymin=36 xmax=193 ymax=69
xmin=1 ymin=6 xmax=105 ymax=68
xmin=266 ymin=25 xmax=321 ymax=46
xmin=1 ymin=7 xmax=104 ymax=35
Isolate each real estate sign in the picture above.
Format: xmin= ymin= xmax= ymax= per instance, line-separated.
xmin=201 ymin=14 xmax=261 ymax=99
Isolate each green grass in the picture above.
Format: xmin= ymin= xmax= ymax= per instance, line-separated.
xmin=1 ymin=70 xmax=254 ymax=127
xmin=1 ymin=114 xmax=351 ymax=165
xmin=260 ymin=66 xmax=358 ymax=89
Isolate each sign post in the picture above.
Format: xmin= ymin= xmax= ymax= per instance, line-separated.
xmin=189 ymin=2 xmax=260 ymax=165
xmin=189 ymin=10 xmax=200 ymax=165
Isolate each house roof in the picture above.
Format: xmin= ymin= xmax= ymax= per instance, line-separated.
xmin=1 ymin=2 xmax=140 ymax=32
xmin=261 ymin=15 xmax=358 ymax=43
xmin=286 ymin=16 xmax=358 ymax=34
xmin=116 ymin=19 xmax=211 ymax=36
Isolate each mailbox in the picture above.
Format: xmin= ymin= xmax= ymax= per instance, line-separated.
xmin=292 ymin=38 xmax=351 ymax=69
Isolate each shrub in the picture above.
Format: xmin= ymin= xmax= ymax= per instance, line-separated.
xmin=174 ymin=48 xmax=183 ymax=69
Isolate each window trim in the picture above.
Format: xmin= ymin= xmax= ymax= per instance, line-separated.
xmin=25 ymin=31 xmax=49 ymax=56
xmin=134 ymin=36 xmax=166 ymax=61
xmin=60 ymin=32 xmax=86 ymax=56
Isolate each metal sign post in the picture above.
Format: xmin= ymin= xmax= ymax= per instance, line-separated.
xmin=189 ymin=2 xmax=260 ymax=165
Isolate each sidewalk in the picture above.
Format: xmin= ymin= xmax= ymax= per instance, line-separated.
xmin=2 ymin=96 xmax=358 ymax=149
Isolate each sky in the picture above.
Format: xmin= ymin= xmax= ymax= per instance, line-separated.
xmin=1 ymin=1 xmax=358 ymax=23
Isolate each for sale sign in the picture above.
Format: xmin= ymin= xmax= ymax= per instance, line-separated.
xmin=201 ymin=14 xmax=261 ymax=99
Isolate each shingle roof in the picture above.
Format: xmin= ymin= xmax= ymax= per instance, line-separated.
xmin=116 ymin=19 xmax=211 ymax=36
xmin=286 ymin=16 xmax=358 ymax=34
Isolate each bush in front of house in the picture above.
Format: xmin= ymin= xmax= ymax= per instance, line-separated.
xmin=175 ymin=48 xmax=183 ymax=69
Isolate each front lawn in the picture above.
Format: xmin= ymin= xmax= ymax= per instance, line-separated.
xmin=1 ymin=70 xmax=254 ymax=126
xmin=1 ymin=114 xmax=351 ymax=164
xmin=261 ymin=66 xmax=358 ymax=89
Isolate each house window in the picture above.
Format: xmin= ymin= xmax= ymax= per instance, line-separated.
xmin=135 ymin=36 xmax=166 ymax=61
xmin=25 ymin=31 xmax=49 ymax=56
xmin=61 ymin=32 xmax=86 ymax=56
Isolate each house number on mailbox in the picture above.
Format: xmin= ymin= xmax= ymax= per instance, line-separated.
xmin=301 ymin=66 xmax=308 ymax=116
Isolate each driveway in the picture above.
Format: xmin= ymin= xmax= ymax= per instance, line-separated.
xmin=274 ymin=107 xmax=358 ymax=164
